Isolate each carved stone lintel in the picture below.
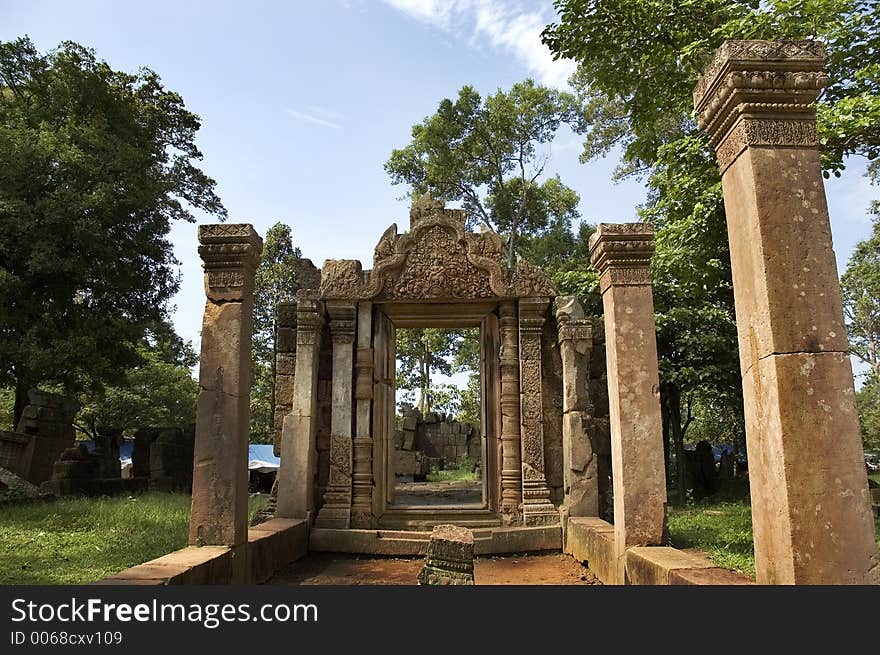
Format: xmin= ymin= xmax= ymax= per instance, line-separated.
xmin=588 ymin=224 xmax=655 ymax=295
xmin=198 ymin=224 xmax=262 ymax=302
xmin=316 ymin=199 xmax=556 ymax=302
xmin=693 ymin=40 xmax=827 ymax=173
xmin=295 ymin=291 xmax=323 ymax=346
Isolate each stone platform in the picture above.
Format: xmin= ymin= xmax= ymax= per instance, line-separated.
xmin=310 ymin=524 xmax=562 ymax=556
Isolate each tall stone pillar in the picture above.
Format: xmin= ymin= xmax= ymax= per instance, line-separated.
xmin=694 ymin=40 xmax=880 ymax=584
xmin=589 ymin=224 xmax=667 ymax=582
xmin=518 ymin=297 xmax=559 ymax=526
xmin=276 ymin=292 xmax=324 ymax=520
xmin=190 ymin=224 xmax=262 ymax=553
xmin=498 ymin=301 xmax=523 ymax=524
xmin=351 ymin=301 xmax=375 ymax=528
xmin=315 ymin=301 xmax=356 ymax=528
xmin=555 ymin=296 xmax=598 ymax=517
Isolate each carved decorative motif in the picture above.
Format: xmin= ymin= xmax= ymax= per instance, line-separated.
xmin=714 ymin=117 xmax=818 ymax=173
xmin=518 ymin=298 xmax=558 ymax=526
xmin=693 ymin=40 xmax=828 ymax=172
xmin=693 ymin=40 xmax=825 ymax=110
xmin=317 ymin=200 xmax=556 ymax=301
xmin=589 ymin=223 xmax=655 ymax=295
xmin=498 ymin=301 xmax=522 ymax=524
xmin=198 ymin=224 xmax=262 ymax=302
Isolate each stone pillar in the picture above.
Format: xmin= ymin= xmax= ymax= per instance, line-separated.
xmin=694 ymin=40 xmax=880 ymax=584
xmin=555 ymin=296 xmax=598 ymax=517
xmin=272 ymin=302 xmax=297 ymax=457
xmin=276 ymin=291 xmax=324 ymax=520
xmin=498 ymin=301 xmax=523 ymax=524
xmin=190 ymin=224 xmax=262 ymax=553
xmin=314 ymin=301 xmax=356 ymax=528
xmin=518 ymin=297 xmax=559 ymax=526
xmin=589 ymin=224 xmax=667 ymax=582
xmin=351 ymin=302 xmax=375 ymax=528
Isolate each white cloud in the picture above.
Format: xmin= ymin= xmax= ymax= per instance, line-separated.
xmin=285 ymin=107 xmax=343 ymax=129
xmin=382 ymin=0 xmax=576 ymax=88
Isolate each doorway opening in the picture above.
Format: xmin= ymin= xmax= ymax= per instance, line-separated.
xmin=392 ymin=326 xmax=483 ymax=507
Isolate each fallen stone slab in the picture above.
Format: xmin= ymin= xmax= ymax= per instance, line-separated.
xmin=418 ymin=524 xmax=474 ymax=585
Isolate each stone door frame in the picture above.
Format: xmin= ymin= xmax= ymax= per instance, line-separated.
xmin=371 ymin=300 xmax=502 ymax=525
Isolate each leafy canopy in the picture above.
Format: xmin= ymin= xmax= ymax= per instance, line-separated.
xmin=0 ymin=37 xmax=226 ymax=418
xmin=385 ymin=80 xmax=584 ymax=267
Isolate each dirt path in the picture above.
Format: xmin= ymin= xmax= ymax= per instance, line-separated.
xmin=269 ymin=552 xmax=600 ymax=585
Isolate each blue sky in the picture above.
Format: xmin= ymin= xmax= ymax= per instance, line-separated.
xmin=2 ymin=0 xmax=877 ymax=376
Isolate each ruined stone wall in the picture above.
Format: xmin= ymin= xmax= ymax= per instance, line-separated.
xmin=393 ymin=409 xmax=481 ymax=478
xmin=272 ymin=302 xmax=297 ymax=457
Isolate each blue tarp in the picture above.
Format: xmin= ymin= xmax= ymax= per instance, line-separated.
xmin=79 ymin=439 xmax=279 ymax=471
xmin=248 ymin=444 xmax=280 ymax=472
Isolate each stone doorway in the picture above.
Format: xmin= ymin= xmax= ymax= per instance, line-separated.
xmin=372 ymin=302 xmax=501 ymax=528
xmin=391 ymin=325 xmax=484 ymax=508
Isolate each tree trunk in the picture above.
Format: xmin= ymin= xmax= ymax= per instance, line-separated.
xmin=13 ymin=377 xmax=29 ymax=431
xmin=661 ymin=382 xmax=688 ymax=499
xmin=661 ymin=391 xmax=671 ymax=480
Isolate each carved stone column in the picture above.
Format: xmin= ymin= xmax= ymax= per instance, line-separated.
xmin=276 ymin=291 xmax=324 ymax=520
xmin=190 ymin=224 xmax=262 ymax=557
xmin=498 ymin=301 xmax=522 ymax=524
xmin=555 ymin=296 xmax=598 ymax=517
xmin=590 ymin=224 xmax=667 ymax=582
xmin=315 ymin=301 xmax=356 ymax=528
xmin=518 ymin=297 xmax=559 ymax=526
xmin=351 ymin=301 xmax=375 ymax=528
xmin=694 ymin=40 xmax=879 ymax=584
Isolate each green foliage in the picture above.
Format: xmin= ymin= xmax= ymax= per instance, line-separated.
xmin=0 ymin=37 xmax=225 ymax=418
xmin=0 ymin=387 xmax=12 ymax=430
xmin=385 ymin=80 xmax=583 ymax=267
xmin=856 ymin=375 xmax=880 ymax=451
xmin=542 ymin=0 xmax=880 ymax=466
xmin=842 ymin=212 xmax=880 ymax=379
xmin=396 ymin=328 xmax=478 ymax=416
xmin=250 ymin=222 xmax=303 ymax=443
xmin=75 ymin=326 xmax=198 ymax=436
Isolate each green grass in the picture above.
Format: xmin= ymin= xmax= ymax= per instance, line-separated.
xmin=869 ymin=473 xmax=880 ymax=485
xmin=425 ymin=458 xmax=478 ymax=482
xmin=667 ymin=482 xmax=880 ymax=579
xmin=0 ymin=492 xmax=269 ymax=585
xmin=667 ymin=499 xmax=757 ymax=578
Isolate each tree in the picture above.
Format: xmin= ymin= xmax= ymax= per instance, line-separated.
xmin=0 ymin=37 xmax=226 ymax=426
xmin=396 ymin=328 xmax=458 ymax=415
xmin=385 ymin=80 xmax=584 ymax=269
xmin=74 ymin=322 xmax=198 ymax=439
xmin=841 ymin=211 xmax=880 ymax=380
xmin=395 ymin=327 xmax=480 ymax=415
xmin=542 ymin=0 xmax=880 ymax=489
xmin=250 ymin=222 xmax=304 ymax=442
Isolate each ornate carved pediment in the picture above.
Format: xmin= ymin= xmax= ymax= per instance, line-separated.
xmin=319 ymin=197 xmax=557 ymax=301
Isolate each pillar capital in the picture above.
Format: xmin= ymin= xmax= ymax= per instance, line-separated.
xmin=197 ymin=224 xmax=262 ymax=301
xmin=588 ymin=223 xmax=654 ymax=294
xmin=295 ymin=290 xmax=324 ymax=346
xmin=693 ymin=40 xmax=828 ymax=173
xmin=326 ymin=301 xmax=357 ymax=344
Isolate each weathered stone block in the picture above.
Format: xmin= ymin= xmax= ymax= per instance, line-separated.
xmin=418 ymin=524 xmax=475 ymax=585
xmin=625 ymin=547 xmax=715 ymax=586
